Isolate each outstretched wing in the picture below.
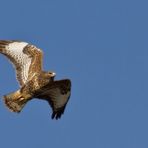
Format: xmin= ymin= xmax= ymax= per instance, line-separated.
xmin=36 ymin=79 xmax=71 ymax=120
xmin=0 ymin=40 xmax=43 ymax=86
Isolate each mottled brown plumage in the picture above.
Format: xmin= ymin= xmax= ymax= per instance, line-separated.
xmin=0 ymin=40 xmax=71 ymax=119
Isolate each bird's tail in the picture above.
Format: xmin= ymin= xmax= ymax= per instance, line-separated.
xmin=3 ymin=90 xmax=30 ymax=113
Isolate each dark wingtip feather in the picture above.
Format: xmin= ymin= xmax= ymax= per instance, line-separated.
xmin=51 ymin=112 xmax=56 ymax=119
xmin=51 ymin=109 xmax=64 ymax=120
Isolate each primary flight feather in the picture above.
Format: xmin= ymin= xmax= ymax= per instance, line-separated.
xmin=0 ymin=40 xmax=71 ymax=120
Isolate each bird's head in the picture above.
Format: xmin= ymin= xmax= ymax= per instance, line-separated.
xmin=42 ymin=71 xmax=56 ymax=81
xmin=47 ymin=71 xmax=56 ymax=78
xmin=47 ymin=71 xmax=56 ymax=81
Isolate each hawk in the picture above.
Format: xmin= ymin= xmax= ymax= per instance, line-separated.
xmin=0 ymin=40 xmax=71 ymax=119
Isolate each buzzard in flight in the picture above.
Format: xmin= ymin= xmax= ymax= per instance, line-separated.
xmin=0 ymin=40 xmax=71 ymax=119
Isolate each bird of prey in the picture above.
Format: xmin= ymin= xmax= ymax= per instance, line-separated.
xmin=0 ymin=40 xmax=71 ymax=119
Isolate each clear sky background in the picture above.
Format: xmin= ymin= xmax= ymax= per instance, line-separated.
xmin=0 ymin=0 xmax=148 ymax=148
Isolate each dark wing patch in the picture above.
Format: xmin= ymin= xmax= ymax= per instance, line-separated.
xmin=37 ymin=79 xmax=71 ymax=120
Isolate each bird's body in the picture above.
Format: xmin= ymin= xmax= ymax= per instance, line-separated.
xmin=0 ymin=40 xmax=71 ymax=119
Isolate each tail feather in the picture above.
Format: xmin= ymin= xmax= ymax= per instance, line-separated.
xmin=3 ymin=90 xmax=29 ymax=113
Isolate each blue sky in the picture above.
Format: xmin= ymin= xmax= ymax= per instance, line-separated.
xmin=0 ymin=0 xmax=148 ymax=147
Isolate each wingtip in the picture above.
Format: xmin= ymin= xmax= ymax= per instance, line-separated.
xmin=51 ymin=111 xmax=63 ymax=120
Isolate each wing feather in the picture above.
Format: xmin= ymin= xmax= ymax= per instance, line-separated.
xmin=0 ymin=40 xmax=43 ymax=86
xmin=36 ymin=79 xmax=71 ymax=119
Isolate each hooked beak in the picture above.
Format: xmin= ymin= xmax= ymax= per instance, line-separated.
xmin=52 ymin=72 xmax=56 ymax=77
